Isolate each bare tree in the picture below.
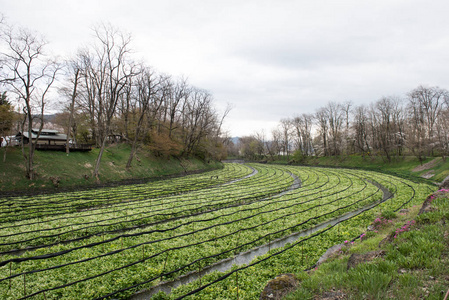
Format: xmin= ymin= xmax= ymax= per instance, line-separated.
xmin=325 ymin=102 xmax=344 ymax=156
xmin=270 ymin=128 xmax=283 ymax=160
xmin=117 ymin=79 xmax=133 ymax=141
xmin=278 ymin=118 xmax=293 ymax=160
xmin=63 ymin=57 xmax=83 ymax=154
xmin=215 ymin=103 xmax=233 ymax=139
xmin=126 ymin=67 xmax=160 ymax=169
xmin=315 ymin=107 xmax=329 ymax=156
xmin=375 ymin=97 xmax=395 ymax=162
xmin=390 ymin=97 xmax=405 ymax=157
xmin=407 ymin=86 xmax=447 ymax=159
xmin=341 ymin=100 xmax=352 ymax=154
xmin=84 ymin=24 xmax=139 ymax=180
xmin=181 ymin=88 xmax=217 ymax=157
xmin=252 ymin=130 xmax=267 ymax=159
xmin=0 ymin=24 xmax=60 ymax=179
xmin=74 ymin=50 xmax=99 ymax=145
xmin=165 ymin=77 xmax=187 ymax=138
xmin=352 ymin=104 xmax=371 ymax=157
xmin=292 ymin=113 xmax=314 ymax=156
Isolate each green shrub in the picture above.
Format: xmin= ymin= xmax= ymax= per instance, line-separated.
xmin=291 ymin=150 xmax=306 ymax=164
xmin=381 ymin=210 xmax=397 ymax=220
xmin=416 ymin=212 xmax=440 ymax=224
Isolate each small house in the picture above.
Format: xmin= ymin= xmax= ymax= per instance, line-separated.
xmin=17 ymin=128 xmax=67 ymax=145
xmin=15 ymin=128 xmax=92 ymax=151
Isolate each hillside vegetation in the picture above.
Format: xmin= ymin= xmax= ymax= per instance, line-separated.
xmin=270 ymin=155 xmax=449 ymax=184
xmin=285 ymin=189 xmax=449 ymax=300
xmin=0 ymin=144 xmax=221 ymax=192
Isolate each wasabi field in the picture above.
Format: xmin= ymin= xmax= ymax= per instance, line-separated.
xmin=0 ymin=163 xmax=433 ymax=299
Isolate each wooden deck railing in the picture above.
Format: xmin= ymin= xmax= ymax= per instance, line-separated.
xmin=34 ymin=144 xmax=93 ymax=151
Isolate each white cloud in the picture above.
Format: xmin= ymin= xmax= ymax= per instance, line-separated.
xmin=3 ymin=0 xmax=449 ymax=136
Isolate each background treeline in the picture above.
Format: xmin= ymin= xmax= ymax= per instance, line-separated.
xmin=0 ymin=21 xmax=229 ymax=180
xmin=232 ymin=85 xmax=449 ymax=164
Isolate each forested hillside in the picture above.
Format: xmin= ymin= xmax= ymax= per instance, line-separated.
xmin=0 ymin=21 xmax=229 ymax=182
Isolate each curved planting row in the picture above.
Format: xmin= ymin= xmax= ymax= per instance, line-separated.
xmin=168 ymin=166 xmax=434 ymax=300
xmin=0 ymin=163 xmax=253 ymax=223
xmin=0 ymin=164 xmax=293 ymax=254
xmin=0 ymin=164 xmax=434 ymax=299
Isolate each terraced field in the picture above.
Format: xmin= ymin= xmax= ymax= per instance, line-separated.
xmin=0 ymin=163 xmax=434 ymax=299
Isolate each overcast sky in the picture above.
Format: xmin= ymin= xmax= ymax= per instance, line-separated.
xmin=2 ymin=0 xmax=449 ymax=137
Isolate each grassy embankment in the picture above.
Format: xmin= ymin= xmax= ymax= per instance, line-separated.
xmin=0 ymin=144 xmax=221 ymax=192
xmin=255 ymin=155 xmax=449 ymax=299
xmin=271 ymin=155 xmax=449 ymax=184
xmin=285 ymin=189 xmax=449 ymax=300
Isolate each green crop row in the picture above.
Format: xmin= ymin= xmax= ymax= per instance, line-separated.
xmin=0 ymin=163 xmax=253 ymax=223
xmin=0 ymin=164 xmax=293 ymax=252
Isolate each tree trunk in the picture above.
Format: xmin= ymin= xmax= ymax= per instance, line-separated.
xmin=25 ymin=111 xmax=35 ymax=180
xmin=2 ymin=145 xmax=7 ymax=163
xmin=126 ymin=139 xmax=138 ymax=170
xmin=126 ymin=118 xmax=148 ymax=170
xmin=93 ymin=135 xmax=108 ymax=182
xmin=66 ymin=69 xmax=80 ymax=154
xmin=27 ymin=141 xmax=35 ymax=180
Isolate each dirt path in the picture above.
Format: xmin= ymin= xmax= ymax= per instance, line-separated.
xmin=411 ymin=158 xmax=439 ymax=172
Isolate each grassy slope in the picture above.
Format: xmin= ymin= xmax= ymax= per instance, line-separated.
xmin=0 ymin=144 xmax=221 ymax=192
xmin=271 ymin=155 xmax=449 ymax=183
xmin=262 ymin=155 xmax=449 ymax=299
xmin=285 ymin=191 xmax=449 ymax=300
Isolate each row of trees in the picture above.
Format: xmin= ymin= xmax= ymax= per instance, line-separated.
xmin=0 ymin=19 xmax=229 ymax=180
xmin=234 ymin=86 xmax=449 ymax=163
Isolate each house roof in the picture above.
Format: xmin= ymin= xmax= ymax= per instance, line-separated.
xmin=32 ymin=128 xmax=60 ymax=134
xmin=21 ymin=131 xmax=68 ymax=141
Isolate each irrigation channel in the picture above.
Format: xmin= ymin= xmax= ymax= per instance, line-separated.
xmin=0 ymin=163 xmax=434 ymax=300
